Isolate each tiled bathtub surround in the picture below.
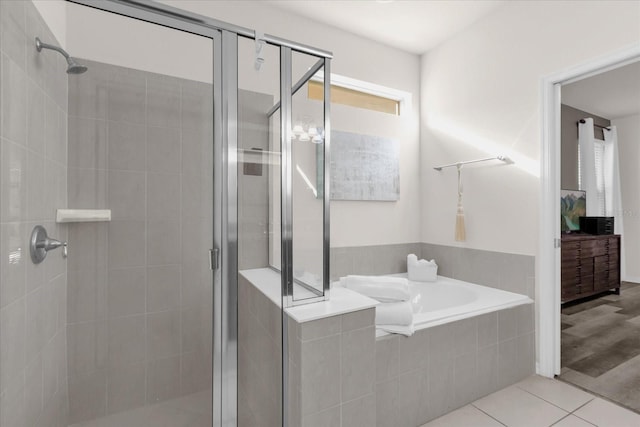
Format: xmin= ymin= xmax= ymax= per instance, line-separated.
xmin=330 ymin=243 xmax=535 ymax=299
xmin=65 ymin=60 xmax=213 ymax=424
xmin=240 ymin=273 xmax=535 ymax=427
xmin=0 ymin=1 xmax=69 ymax=426
xmin=374 ymin=303 xmax=535 ymax=426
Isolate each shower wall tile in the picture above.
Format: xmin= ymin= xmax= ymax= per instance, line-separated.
xmin=66 ymin=60 xmax=213 ymax=423
xmin=107 ymin=120 xmax=146 ymax=171
xmin=107 ymin=267 xmax=146 ymax=318
xmin=1 ymin=53 xmax=28 ymax=145
xmin=27 ymin=78 xmax=46 ymax=153
xmin=147 ymin=265 xmax=181 ymax=312
xmin=147 ymin=172 xmax=180 ymax=218
xmin=107 ymin=219 xmax=146 ymax=268
xmin=146 ymin=355 xmax=181 ymax=403
xmin=147 ymin=126 xmax=181 ymax=172
xmin=108 ymin=170 xmax=145 ymax=219
xmin=106 ymin=361 xmax=145 ymax=414
xmin=107 ymin=315 xmax=146 ymax=366
xmin=68 ymin=369 xmax=107 ymax=424
xmin=67 ymin=223 xmax=108 ymax=270
xmin=67 ymin=320 xmax=107 ymax=377
xmin=0 ymin=0 xmax=27 ymax=71
xmin=147 ymin=76 xmax=181 ymax=129
xmin=0 ymin=139 xmax=28 ymax=222
xmin=107 ymin=71 xmax=146 ymax=124
xmin=0 ymin=3 xmax=68 ymax=426
xmin=0 ymin=222 xmax=26 ymax=308
xmin=68 ymin=116 xmax=107 ymax=169
xmin=147 ymin=310 xmax=181 ymax=360
xmin=67 ymin=167 xmax=107 ymax=209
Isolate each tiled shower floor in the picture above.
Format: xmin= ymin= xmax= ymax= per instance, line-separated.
xmin=69 ymin=389 xmax=212 ymax=427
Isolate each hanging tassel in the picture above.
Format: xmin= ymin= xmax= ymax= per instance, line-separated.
xmin=455 ymin=164 xmax=466 ymax=241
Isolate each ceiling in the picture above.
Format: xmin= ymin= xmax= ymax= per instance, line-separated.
xmin=266 ymin=0 xmax=506 ymax=55
xmin=562 ymin=61 xmax=640 ymax=119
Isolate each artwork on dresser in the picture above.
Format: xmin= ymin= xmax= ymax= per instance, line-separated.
xmin=324 ymin=130 xmax=400 ymax=201
xmin=561 ymin=189 xmax=586 ymax=232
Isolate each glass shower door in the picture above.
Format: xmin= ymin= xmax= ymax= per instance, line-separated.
xmin=63 ymin=3 xmax=215 ymax=426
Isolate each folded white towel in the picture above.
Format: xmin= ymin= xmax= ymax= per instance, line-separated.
xmin=340 ymin=275 xmax=410 ymax=302
xmin=375 ymin=301 xmax=413 ymax=326
xmin=377 ymin=323 xmax=415 ymax=337
xmin=407 ymin=254 xmax=438 ymax=282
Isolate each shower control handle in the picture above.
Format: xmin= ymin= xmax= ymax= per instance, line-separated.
xmin=30 ymin=225 xmax=68 ymax=264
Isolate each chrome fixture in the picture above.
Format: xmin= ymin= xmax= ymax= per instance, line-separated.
xmin=35 ymin=37 xmax=88 ymax=74
xmin=433 ymin=155 xmax=510 ymax=171
xmin=30 ymin=225 xmax=67 ymax=264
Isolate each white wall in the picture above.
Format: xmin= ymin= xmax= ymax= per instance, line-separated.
xmin=420 ymin=0 xmax=640 ymax=256
xmin=33 ymin=0 xmax=66 ymax=47
xmin=613 ymin=114 xmax=640 ymax=282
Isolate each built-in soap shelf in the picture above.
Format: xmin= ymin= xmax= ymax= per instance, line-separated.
xmin=56 ymin=209 xmax=111 ymax=223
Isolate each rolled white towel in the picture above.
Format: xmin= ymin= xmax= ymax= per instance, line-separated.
xmin=407 ymin=254 xmax=438 ymax=282
xmin=375 ymin=301 xmax=413 ymax=326
xmin=340 ymin=275 xmax=410 ymax=302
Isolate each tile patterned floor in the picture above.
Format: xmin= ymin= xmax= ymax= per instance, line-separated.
xmin=69 ymin=389 xmax=212 ymax=427
xmin=559 ymin=282 xmax=640 ymax=413
xmin=421 ymin=375 xmax=640 ymax=427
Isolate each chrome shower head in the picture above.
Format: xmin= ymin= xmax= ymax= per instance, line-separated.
xmin=66 ymin=57 xmax=88 ymax=75
xmin=35 ymin=37 xmax=88 ymax=75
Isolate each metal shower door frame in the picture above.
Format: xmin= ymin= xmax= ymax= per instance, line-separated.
xmin=65 ymin=1 xmax=332 ymax=426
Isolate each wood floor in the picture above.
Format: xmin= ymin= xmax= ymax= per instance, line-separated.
xmin=559 ymin=281 xmax=640 ymax=413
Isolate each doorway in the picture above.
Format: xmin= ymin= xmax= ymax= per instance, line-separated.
xmin=557 ymin=61 xmax=640 ymax=412
xmin=538 ymin=42 xmax=640 ymax=399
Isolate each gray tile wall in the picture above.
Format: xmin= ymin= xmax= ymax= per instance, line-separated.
xmin=286 ymin=308 xmax=377 ymax=427
xmin=330 ymin=242 xmax=422 ymax=280
xmin=238 ymin=273 xmax=282 ymax=426
xmin=0 ymin=1 xmax=69 ymax=426
xmin=421 ymin=243 xmax=535 ymax=298
xmin=285 ymin=305 xmax=533 ymax=427
xmin=374 ymin=303 xmax=535 ymax=426
xmin=238 ymin=89 xmax=273 ymax=270
xmin=66 ymin=59 xmax=213 ymax=424
xmin=331 ymin=242 xmax=535 ymax=299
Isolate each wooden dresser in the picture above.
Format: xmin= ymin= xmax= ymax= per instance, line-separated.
xmin=561 ymin=234 xmax=621 ymax=303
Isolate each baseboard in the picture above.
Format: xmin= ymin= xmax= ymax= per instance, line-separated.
xmin=624 ymin=275 xmax=640 ymax=284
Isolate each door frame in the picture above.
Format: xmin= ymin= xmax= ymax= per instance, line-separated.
xmin=537 ymin=43 xmax=640 ymax=378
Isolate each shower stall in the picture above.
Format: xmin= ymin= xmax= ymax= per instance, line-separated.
xmin=0 ymin=1 xmax=330 ymax=426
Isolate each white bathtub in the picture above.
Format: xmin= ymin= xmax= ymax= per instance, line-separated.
xmin=377 ymin=274 xmax=533 ymax=336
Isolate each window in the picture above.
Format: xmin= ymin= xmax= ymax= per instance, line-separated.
xmin=308 ymin=81 xmax=400 ymax=115
xmin=307 ymin=73 xmax=410 ymax=116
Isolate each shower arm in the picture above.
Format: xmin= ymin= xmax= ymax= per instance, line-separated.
xmin=35 ymin=37 xmax=71 ymax=59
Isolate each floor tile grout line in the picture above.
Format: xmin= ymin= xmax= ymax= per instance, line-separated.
xmin=550 ymin=412 xmax=598 ymax=427
xmin=470 ymin=403 xmax=509 ymax=427
xmin=514 ymin=384 xmax=575 ymax=415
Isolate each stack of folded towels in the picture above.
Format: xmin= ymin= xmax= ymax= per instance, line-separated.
xmin=339 ymin=275 xmax=414 ymax=336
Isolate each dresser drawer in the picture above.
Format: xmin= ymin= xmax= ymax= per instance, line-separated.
xmin=591 ymin=239 xmax=608 ymax=257
xmin=594 ymin=255 xmax=609 ymax=273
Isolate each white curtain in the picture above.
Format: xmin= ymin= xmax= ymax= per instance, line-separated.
xmin=578 ymin=118 xmax=601 ymax=215
xmin=603 ymin=125 xmax=625 ymax=278
xmin=578 ymin=118 xmax=625 ymax=278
